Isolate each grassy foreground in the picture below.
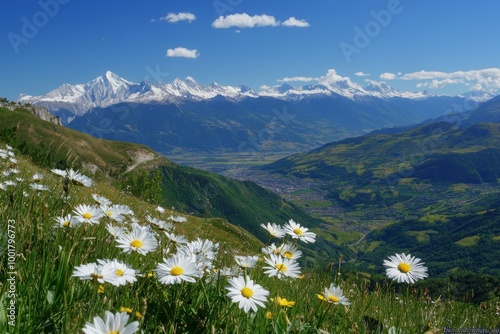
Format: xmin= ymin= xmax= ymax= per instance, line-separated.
xmin=0 ymin=146 xmax=499 ymax=333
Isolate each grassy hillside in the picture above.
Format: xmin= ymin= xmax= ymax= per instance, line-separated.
xmin=0 ymin=106 xmax=347 ymax=260
xmin=1 ymin=137 xmax=498 ymax=333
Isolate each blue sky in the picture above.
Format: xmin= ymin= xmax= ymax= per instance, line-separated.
xmin=2 ymin=0 xmax=500 ymax=100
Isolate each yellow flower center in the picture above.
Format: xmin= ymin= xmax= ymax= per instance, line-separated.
xmin=293 ymin=228 xmax=303 ymax=235
xmin=116 ymin=269 xmax=124 ymax=276
xmin=107 ymin=331 xmax=119 ymax=334
xmin=273 ymin=249 xmax=281 ymax=254
xmin=170 ymin=266 xmax=184 ymax=276
xmin=276 ymin=263 xmax=287 ymax=272
xmin=265 ymin=311 xmax=273 ymax=319
xmin=284 ymin=251 xmax=292 ymax=259
xmin=130 ymin=239 xmax=143 ymax=248
xmin=63 ymin=221 xmax=70 ymax=227
xmin=398 ymin=262 xmax=411 ymax=273
xmin=82 ymin=213 xmax=92 ymax=219
xmin=328 ymin=295 xmax=340 ymax=303
xmin=105 ymin=211 xmax=113 ymax=217
xmin=34 ymin=178 xmax=41 ymax=182
xmin=241 ymin=287 xmax=254 ymax=298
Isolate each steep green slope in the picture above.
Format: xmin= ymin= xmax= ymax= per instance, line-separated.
xmin=351 ymin=195 xmax=500 ymax=277
xmin=0 ymin=106 xmax=348 ymax=260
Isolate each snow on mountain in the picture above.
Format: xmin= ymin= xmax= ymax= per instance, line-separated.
xmin=18 ymin=71 xmax=498 ymax=119
xmin=18 ymin=71 xmax=258 ymax=116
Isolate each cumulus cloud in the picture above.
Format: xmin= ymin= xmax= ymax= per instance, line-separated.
xmin=381 ymin=68 xmax=500 ymax=92
xmin=354 ymin=72 xmax=371 ymax=77
xmin=278 ymin=76 xmax=318 ymax=83
xmin=166 ymin=47 xmax=199 ymax=58
xmin=162 ymin=12 xmax=196 ymax=23
xmin=379 ymin=72 xmax=397 ymax=80
xmin=212 ymin=13 xmax=279 ymax=28
xmin=282 ymin=17 xmax=310 ymax=28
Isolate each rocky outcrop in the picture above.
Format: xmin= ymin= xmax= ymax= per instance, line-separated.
xmin=0 ymin=102 xmax=62 ymax=126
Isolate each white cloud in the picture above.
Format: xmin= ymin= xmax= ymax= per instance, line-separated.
xmin=282 ymin=17 xmax=310 ymax=28
xmin=166 ymin=47 xmax=199 ymax=58
xmin=379 ymin=72 xmax=397 ymax=80
xmin=354 ymin=72 xmax=370 ymax=77
xmin=278 ymin=76 xmax=318 ymax=83
xmin=387 ymin=68 xmax=500 ymax=92
xmin=212 ymin=13 xmax=279 ymax=28
xmin=162 ymin=12 xmax=196 ymax=23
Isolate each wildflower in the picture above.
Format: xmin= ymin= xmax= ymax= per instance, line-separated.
xmin=73 ymin=204 xmax=104 ymax=225
xmin=116 ymin=224 xmax=158 ymax=255
xmin=283 ymin=219 xmax=316 ymax=243
xmin=279 ymin=242 xmax=302 ymax=260
xmin=383 ymin=253 xmax=428 ymax=284
xmin=156 ymin=254 xmax=200 ymax=285
xmin=156 ymin=206 xmax=165 ymax=213
xmin=234 ymin=255 xmax=259 ymax=269
xmin=275 ymin=296 xmax=295 ymax=308
xmin=146 ymin=215 xmax=173 ymax=230
xmin=97 ymin=259 xmax=138 ymax=286
xmin=226 ymin=275 xmax=269 ymax=313
xmin=261 ymin=243 xmax=282 ymax=256
xmin=81 ymin=311 xmax=139 ymax=334
xmin=92 ymin=194 xmax=112 ymax=206
xmin=263 ymin=254 xmax=301 ymax=279
xmin=168 ymin=215 xmax=187 ymax=223
xmin=260 ymin=222 xmax=286 ymax=238
xmin=106 ymin=223 xmax=126 ymax=238
xmin=113 ymin=204 xmax=134 ymax=216
xmin=51 ymin=168 xmax=67 ymax=177
xmin=32 ymin=173 xmax=44 ymax=182
xmin=53 ymin=214 xmax=79 ymax=228
xmin=72 ymin=262 xmax=117 ymax=284
xmin=317 ymin=283 xmax=350 ymax=305
xmin=101 ymin=205 xmax=125 ymax=223
xmin=97 ymin=285 xmax=105 ymax=294
xmin=164 ymin=232 xmax=188 ymax=245
xmin=30 ymin=183 xmax=49 ymax=191
xmin=119 ymin=307 xmax=133 ymax=314
xmin=178 ymin=238 xmax=219 ymax=272
xmin=67 ymin=169 xmax=93 ymax=187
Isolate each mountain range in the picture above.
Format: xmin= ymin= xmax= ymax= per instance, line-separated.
xmin=17 ymin=72 xmax=497 ymax=155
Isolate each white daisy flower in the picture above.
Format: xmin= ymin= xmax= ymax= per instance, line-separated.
xmin=32 ymin=173 xmax=44 ymax=182
xmin=283 ymin=219 xmax=316 ymax=243
xmin=317 ymin=283 xmax=350 ymax=305
xmin=263 ymin=254 xmax=301 ymax=279
xmin=260 ymin=222 xmax=286 ymax=238
xmin=4 ymin=180 xmax=17 ymax=187
xmin=279 ymin=242 xmax=302 ymax=260
xmin=73 ymin=204 xmax=104 ymax=225
xmin=97 ymin=259 xmax=138 ymax=286
xmin=81 ymin=311 xmax=139 ymax=334
xmin=168 ymin=215 xmax=187 ymax=223
xmin=226 ymin=275 xmax=269 ymax=313
xmin=234 ymin=255 xmax=259 ymax=269
xmin=30 ymin=183 xmax=49 ymax=191
xmin=116 ymin=224 xmax=158 ymax=255
xmin=156 ymin=206 xmax=165 ymax=214
xmin=51 ymin=168 xmax=67 ymax=177
xmin=92 ymin=194 xmax=112 ymax=206
xmin=261 ymin=243 xmax=284 ymax=256
xmin=156 ymin=254 xmax=200 ymax=285
xmin=53 ymin=214 xmax=79 ymax=228
xmin=100 ymin=205 xmax=125 ymax=223
xmin=67 ymin=169 xmax=93 ymax=187
xmin=146 ymin=215 xmax=173 ymax=230
xmin=72 ymin=262 xmax=116 ymax=284
xmin=113 ymin=204 xmax=134 ymax=216
xmin=7 ymin=168 xmax=19 ymax=174
xmin=383 ymin=253 xmax=428 ymax=284
xmin=178 ymin=238 xmax=219 ymax=272
xmin=106 ymin=223 xmax=126 ymax=238
xmin=164 ymin=232 xmax=189 ymax=245
xmin=0 ymin=183 xmax=8 ymax=191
